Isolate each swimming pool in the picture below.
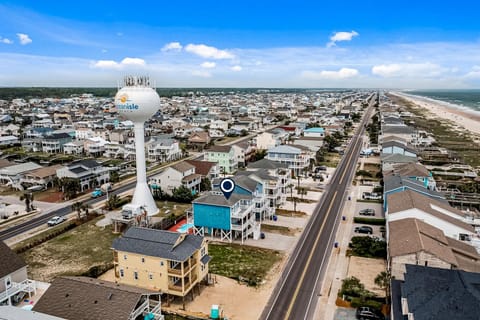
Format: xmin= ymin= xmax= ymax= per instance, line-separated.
xmin=177 ymin=223 xmax=194 ymax=233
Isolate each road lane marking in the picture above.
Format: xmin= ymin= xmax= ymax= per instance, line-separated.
xmin=283 ymin=191 xmax=338 ymax=320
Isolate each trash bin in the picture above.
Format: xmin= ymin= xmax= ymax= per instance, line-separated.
xmin=334 ymin=242 xmax=339 ymax=248
xmin=273 ymin=215 xmax=278 ymax=221
xmin=342 ymin=216 xmax=346 ymax=221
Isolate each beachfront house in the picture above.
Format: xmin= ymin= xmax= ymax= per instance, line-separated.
xmin=56 ymin=159 xmax=110 ymax=192
xmin=112 ymin=227 xmax=209 ymax=300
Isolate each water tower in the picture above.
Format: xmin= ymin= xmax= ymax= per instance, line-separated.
xmin=114 ymin=76 xmax=159 ymax=216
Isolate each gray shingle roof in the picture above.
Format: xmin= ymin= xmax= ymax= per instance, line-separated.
xmin=0 ymin=241 xmax=26 ymax=279
xmin=248 ymin=158 xmax=288 ymax=169
xmin=68 ymin=159 xmax=101 ymax=169
xmin=112 ymin=227 xmax=203 ymax=262
xmin=32 ymin=276 xmax=154 ymax=320
xmin=193 ymin=192 xmax=252 ymax=207
xmin=400 ymin=265 xmax=480 ymax=320
xmin=384 ymin=176 xmax=445 ymax=201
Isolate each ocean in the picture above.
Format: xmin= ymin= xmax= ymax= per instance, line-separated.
xmin=407 ymin=89 xmax=480 ymax=112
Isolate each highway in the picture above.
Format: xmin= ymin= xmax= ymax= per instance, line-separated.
xmin=261 ymin=94 xmax=376 ymax=320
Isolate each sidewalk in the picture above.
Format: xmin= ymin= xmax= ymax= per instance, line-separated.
xmin=314 ymin=183 xmax=360 ymax=319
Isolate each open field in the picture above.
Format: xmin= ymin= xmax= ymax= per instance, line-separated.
xmin=208 ymin=242 xmax=283 ymax=286
xmin=154 ymin=201 xmax=191 ymax=218
xmin=21 ymin=217 xmax=119 ymax=282
xmin=275 ymin=208 xmax=308 ymax=217
xmin=317 ymin=152 xmax=341 ymax=168
xmin=261 ymin=223 xmax=299 ymax=236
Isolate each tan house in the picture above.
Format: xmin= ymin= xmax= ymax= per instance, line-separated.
xmin=188 ymin=131 xmax=211 ymax=151
xmin=112 ymin=227 xmax=210 ymax=301
xmin=388 ymin=218 xmax=480 ymax=280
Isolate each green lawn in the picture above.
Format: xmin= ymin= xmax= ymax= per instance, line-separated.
xmin=21 ymin=217 xmax=119 ymax=282
xmin=208 ymin=243 xmax=283 ymax=286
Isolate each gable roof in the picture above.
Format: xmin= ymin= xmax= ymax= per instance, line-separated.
xmin=387 ymin=190 xmax=474 ymax=232
xmin=390 ymin=162 xmax=430 ymax=177
xmin=384 ymin=176 xmax=445 ymax=201
xmin=380 ymin=153 xmax=417 ymax=164
xmin=32 ymin=277 xmax=153 ymax=320
xmin=267 ymin=145 xmax=302 ymax=154
xmin=207 ymin=145 xmax=232 ymax=153
xmin=382 ymin=140 xmax=417 ymax=154
xmin=25 ymin=164 xmax=65 ymax=178
xmin=193 ymin=192 xmax=251 ymax=207
xmin=388 ymin=218 xmax=457 ymax=265
xmin=400 ymin=265 xmax=480 ymax=320
xmin=185 ymin=160 xmax=217 ymax=176
xmin=112 ymin=227 xmax=203 ymax=262
xmin=0 ymin=241 xmax=26 ymax=278
xmin=248 ymin=158 xmax=288 ymax=170
xmin=172 ymin=161 xmax=195 ymax=173
xmin=68 ymin=159 xmax=101 ymax=169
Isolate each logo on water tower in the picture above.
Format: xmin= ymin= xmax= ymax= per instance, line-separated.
xmin=116 ymin=93 xmax=139 ymax=111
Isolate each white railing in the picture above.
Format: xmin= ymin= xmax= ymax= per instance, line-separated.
xmin=0 ymin=279 xmax=36 ymax=304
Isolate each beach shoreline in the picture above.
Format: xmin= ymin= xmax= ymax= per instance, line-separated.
xmin=391 ymin=91 xmax=480 ymax=136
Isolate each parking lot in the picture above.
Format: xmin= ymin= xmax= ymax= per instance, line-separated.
xmin=351 ymin=200 xmax=385 ymax=240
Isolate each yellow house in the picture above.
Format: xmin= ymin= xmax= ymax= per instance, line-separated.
xmin=112 ymin=227 xmax=210 ymax=299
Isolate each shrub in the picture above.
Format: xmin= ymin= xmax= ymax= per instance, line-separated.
xmin=349 ymin=236 xmax=387 ymax=258
xmin=353 ymin=217 xmax=386 ymax=225
xmin=350 ymin=297 xmax=383 ymax=310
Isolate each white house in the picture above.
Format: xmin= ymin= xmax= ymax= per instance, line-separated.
xmin=56 ymin=159 xmax=110 ymax=191
xmin=386 ymin=190 xmax=476 ymax=242
xmin=146 ymin=138 xmax=181 ymax=163
xmin=266 ymin=145 xmax=310 ymax=176
xmin=149 ymin=161 xmax=201 ymax=195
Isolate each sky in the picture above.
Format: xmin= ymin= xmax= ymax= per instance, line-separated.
xmin=1 ymin=0 xmax=480 ymax=88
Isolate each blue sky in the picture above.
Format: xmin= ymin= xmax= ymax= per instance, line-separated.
xmin=1 ymin=0 xmax=480 ymax=88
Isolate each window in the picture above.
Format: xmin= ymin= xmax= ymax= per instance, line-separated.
xmin=149 ymin=274 xmax=153 ymax=280
xmin=123 ymin=254 xmax=127 ymax=260
xmin=141 ymin=257 xmax=145 ymax=263
xmin=201 ymin=247 xmax=206 ymax=256
xmin=160 ymin=261 xmax=164 ymax=266
xmin=120 ymin=269 xmax=124 ymax=277
xmin=201 ymin=264 xmax=205 ymax=272
xmin=134 ymin=271 xmax=138 ymax=280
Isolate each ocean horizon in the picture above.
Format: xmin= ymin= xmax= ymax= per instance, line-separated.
xmin=406 ymin=89 xmax=480 ymax=113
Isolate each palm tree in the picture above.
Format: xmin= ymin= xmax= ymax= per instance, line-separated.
xmin=106 ymin=194 xmax=120 ymax=210
xmin=72 ymin=201 xmax=83 ymax=220
xmin=20 ymin=192 xmax=34 ymax=212
xmin=374 ymin=271 xmax=391 ymax=303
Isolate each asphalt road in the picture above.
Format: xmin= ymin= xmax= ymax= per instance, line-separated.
xmin=261 ymin=94 xmax=376 ymax=320
xmin=0 ymin=131 xmax=254 ymax=241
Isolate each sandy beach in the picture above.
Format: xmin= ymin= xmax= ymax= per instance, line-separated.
xmin=391 ymin=92 xmax=480 ymax=136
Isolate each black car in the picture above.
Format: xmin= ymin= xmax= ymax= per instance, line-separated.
xmin=356 ymin=306 xmax=384 ymax=320
xmin=359 ymin=208 xmax=375 ymax=216
xmin=354 ymin=226 xmax=373 ymax=234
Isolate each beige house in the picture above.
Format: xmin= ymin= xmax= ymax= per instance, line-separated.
xmin=112 ymin=227 xmax=210 ymax=301
xmin=388 ymin=218 xmax=480 ymax=280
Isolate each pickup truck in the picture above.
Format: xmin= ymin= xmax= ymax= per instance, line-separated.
xmin=91 ymin=188 xmax=104 ymax=198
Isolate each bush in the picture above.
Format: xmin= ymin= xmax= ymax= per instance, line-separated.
xmin=350 ymin=297 xmax=383 ymax=310
xmin=356 ymin=170 xmax=372 ymax=177
xmin=349 ymin=236 xmax=387 ymax=258
xmin=353 ymin=217 xmax=386 ymax=225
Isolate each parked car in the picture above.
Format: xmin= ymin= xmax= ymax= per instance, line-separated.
xmin=356 ymin=306 xmax=384 ymax=320
xmin=47 ymin=216 xmax=66 ymax=227
xmin=354 ymin=226 xmax=373 ymax=234
xmin=359 ymin=208 xmax=375 ymax=216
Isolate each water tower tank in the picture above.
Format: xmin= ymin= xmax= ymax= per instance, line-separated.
xmin=114 ymin=76 xmax=160 ymax=122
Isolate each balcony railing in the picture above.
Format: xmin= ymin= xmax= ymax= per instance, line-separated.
xmin=167 ymin=267 xmax=182 ymax=276
xmin=0 ymin=279 xmax=36 ymax=304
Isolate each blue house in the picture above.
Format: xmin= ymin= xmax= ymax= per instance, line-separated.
xmin=192 ymin=192 xmax=256 ymax=243
xmin=383 ymin=175 xmax=446 ymax=211
xmin=213 ymin=175 xmax=268 ymax=221
xmin=303 ymin=127 xmax=325 ymax=138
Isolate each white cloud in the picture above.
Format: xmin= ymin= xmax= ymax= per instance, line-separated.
xmin=92 ymin=57 xmax=146 ymax=69
xmin=302 ymin=67 xmax=359 ymax=80
xmin=200 ymin=61 xmax=216 ymax=69
xmin=327 ymin=31 xmax=358 ymax=47
xmin=231 ymin=65 xmax=242 ymax=72
xmin=120 ymin=57 xmax=146 ymax=67
xmin=161 ymin=42 xmax=183 ymax=52
xmin=192 ymin=70 xmax=212 ymax=78
xmin=16 ymin=33 xmax=32 ymax=45
xmin=371 ymin=62 xmax=445 ymax=78
xmin=185 ymin=43 xmax=234 ymax=59
xmin=0 ymin=37 xmax=13 ymax=44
